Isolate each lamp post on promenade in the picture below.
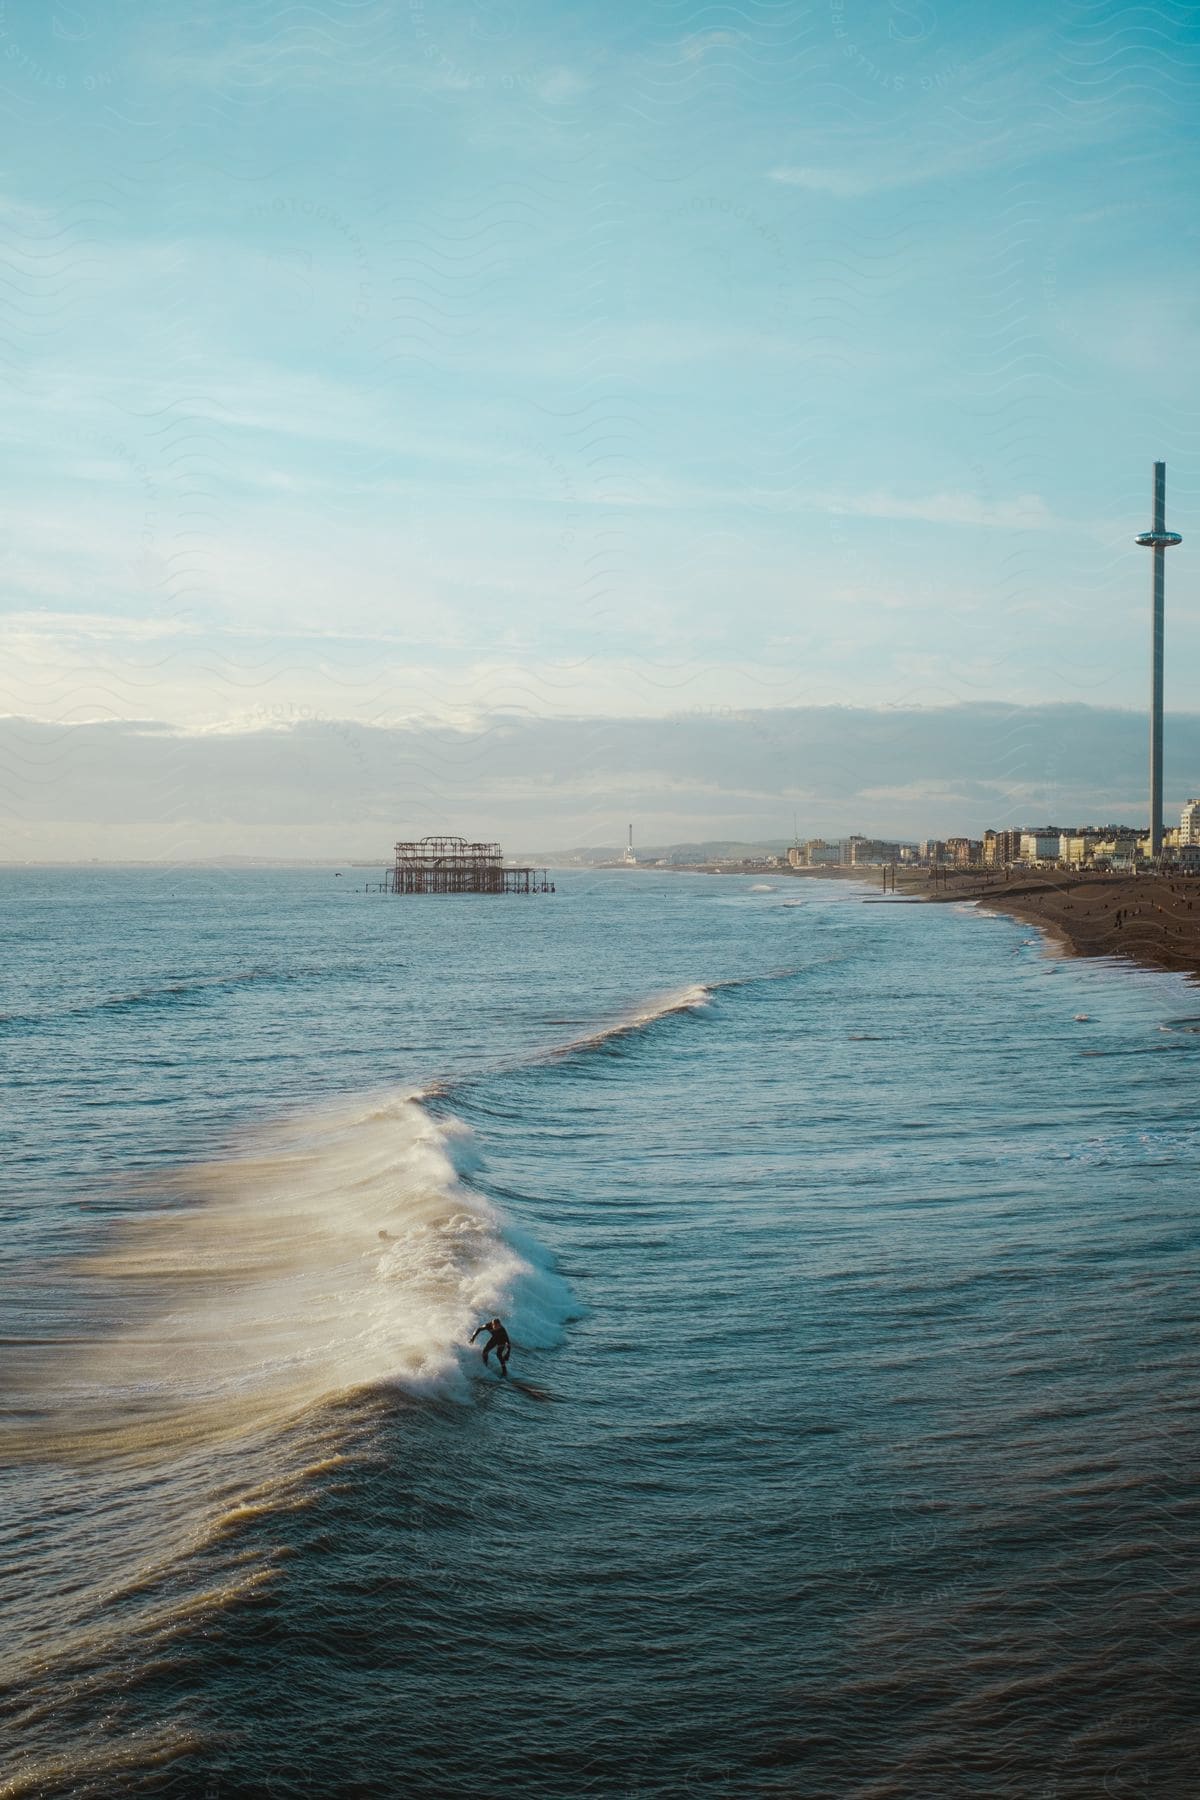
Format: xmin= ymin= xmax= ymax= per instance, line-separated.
xmin=1136 ymin=461 xmax=1182 ymax=858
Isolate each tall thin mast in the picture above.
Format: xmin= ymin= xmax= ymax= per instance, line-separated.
xmin=1136 ymin=462 xmax=1182 ymax=857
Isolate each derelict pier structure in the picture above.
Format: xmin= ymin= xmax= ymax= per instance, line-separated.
xmin=382 ymin=836 xmax=553 ymax=896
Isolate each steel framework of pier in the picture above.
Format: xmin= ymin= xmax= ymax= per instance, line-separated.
xmin=384 ymin=835 xmax=553 ymax=896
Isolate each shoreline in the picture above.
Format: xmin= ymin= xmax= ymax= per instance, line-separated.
xmin=795 ymin=866 xmax=1200 ymax=982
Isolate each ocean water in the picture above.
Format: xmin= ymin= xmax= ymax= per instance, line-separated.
xmin=1 ymin=868 xmax=1197 ymax=1799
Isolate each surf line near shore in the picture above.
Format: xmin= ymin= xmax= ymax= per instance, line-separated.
xmin=943 ymin=874 xmax=1200 ymax=980
xmin=797 ymin=864 xmax=1200 ymax=982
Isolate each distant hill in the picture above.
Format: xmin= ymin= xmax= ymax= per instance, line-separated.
xmin=518 ymin=840 xmax=796 ymax=866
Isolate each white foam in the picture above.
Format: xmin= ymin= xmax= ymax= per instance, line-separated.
xmin=549 ymin=983 xmax=714 ymax=1058
xmin=37 ymin=1094 xmax=573 ymax=1443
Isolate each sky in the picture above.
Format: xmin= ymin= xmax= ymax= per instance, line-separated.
xmin=1 ymin=0 xmax=1198 ymax=856
xmin=10 ymin=703 xmax=1200 ymax=862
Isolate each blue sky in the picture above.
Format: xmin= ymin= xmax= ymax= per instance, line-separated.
xmin=1 ymin=0 xmax=1198 ymax=850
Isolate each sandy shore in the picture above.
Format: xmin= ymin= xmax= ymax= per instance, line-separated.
xmin=855 ymin=869 xmax=1200 ymax=979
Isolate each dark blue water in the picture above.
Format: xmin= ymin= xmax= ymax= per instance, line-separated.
xmin=2 ymin=870 xmax=1196 ymax=1797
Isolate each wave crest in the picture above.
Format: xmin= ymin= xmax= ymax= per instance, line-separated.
xmin=6 ymin=1094 xmax=572 ymax=1462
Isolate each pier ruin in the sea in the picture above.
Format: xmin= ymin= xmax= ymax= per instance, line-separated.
xmin=381 ymin=836 xmax=553 ymax=896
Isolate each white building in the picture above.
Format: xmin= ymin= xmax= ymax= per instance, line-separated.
xmin=1019 ymin=831 xmax=1061 ymax=864
xmin=1180 ymin=799 xmax=1200 ymax=846
xmin=788 ymin=839 xmax=840 ymax=867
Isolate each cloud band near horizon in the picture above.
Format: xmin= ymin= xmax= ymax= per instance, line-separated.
xmin=1 ymin=702 xmax=1194 ymax=861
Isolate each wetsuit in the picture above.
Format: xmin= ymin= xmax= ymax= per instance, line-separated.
xmin=470 ymin=1320 xmax=511 ymax=1376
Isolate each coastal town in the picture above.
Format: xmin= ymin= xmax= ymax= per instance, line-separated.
xmin=600 ymin=799 xmax=1200 ymax=878
xmin=783 ymin=803 xmax=1200 ymax=873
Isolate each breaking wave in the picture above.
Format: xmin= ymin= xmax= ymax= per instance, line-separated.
xmin=1 ymin=1092 xmax=574 ymax=1753
xmin=5 ymin=1092 xmax=572 ymax=1466
xmin=539 ymin=968 xmax=798 ymax=1064
xmin=1 ymin=965 xmax=789 ymax=1772
xmin=7 ymin=969 xmax=797 ymax=1467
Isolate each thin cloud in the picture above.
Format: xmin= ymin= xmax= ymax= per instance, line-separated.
xmin=820 ymin=491 xmax=1058 ymax=531
xmin=768 ymin=167 xmax=882 ymax=198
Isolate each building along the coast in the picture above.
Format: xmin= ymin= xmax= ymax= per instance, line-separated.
xmin=1019 ymin=830 xmax=1064 ymax=865
xmin=785 ymin=836 xmax=909 ymax=867
xmin=983 ymin=829 xmax=1023 ymax=867
xmin=972 ymin=820 xmax=1200 ymax=872
xmin=847 ymin=836 xmax=903 ymax=865
xmin=1091 ymin=831 xmax=1142 ymax=868
xmin=787 ymin=818 xmax=1200 ymax=877
xmin=787 ymin=839 xmax=841 ymax=867
xmin=1059 ymin=832 xmax=1102 ymax=868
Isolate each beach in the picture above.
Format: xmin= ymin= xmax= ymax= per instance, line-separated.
xmin=790 ymin=865 xmax=1200 ymax=978
xmin=928 ymin=872 xmax=1200 ymax=977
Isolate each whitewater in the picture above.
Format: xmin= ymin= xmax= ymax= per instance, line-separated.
xmin=2 ymin=867 xmax=1197 ymax=1797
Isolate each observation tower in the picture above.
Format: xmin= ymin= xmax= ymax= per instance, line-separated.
xmin=1136 ymin=461 xmax=1183 ymax=857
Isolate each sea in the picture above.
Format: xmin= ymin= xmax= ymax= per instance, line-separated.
xmin=1 ymin=867 xmax=1196 ymax=1799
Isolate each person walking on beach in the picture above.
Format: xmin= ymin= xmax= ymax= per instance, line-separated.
xmin=470 ymin=1316 xmax=511 ymax=1378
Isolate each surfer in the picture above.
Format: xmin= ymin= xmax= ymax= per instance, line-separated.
xmin=470 ymin=1317 xmax=511 ymax=1378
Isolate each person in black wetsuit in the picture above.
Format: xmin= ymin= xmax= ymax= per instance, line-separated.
xmin=469 ymin=1316 xmax=511 ymax=1377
